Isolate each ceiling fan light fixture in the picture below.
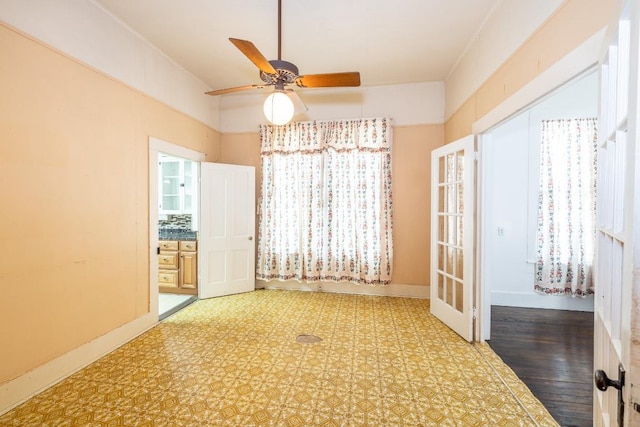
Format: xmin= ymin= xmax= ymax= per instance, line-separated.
xmin=263 ymin=91 xmax=294 ymax=125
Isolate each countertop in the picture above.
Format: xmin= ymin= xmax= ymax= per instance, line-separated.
xmin=159 ymin=228 xmax=198 ymax=241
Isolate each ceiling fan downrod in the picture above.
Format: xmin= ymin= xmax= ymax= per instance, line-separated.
xmin=277 ymin=0 xmax=282 ymax=60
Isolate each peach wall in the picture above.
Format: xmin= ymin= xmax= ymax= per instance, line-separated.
xmin=219 ymin=132 xmax=262 ymax=265
xmin=392 ymin=125 xmax=444 ymax=285
xmin=0 ymin=24 xmax=220 ymax=385
xmin=219 ymin=132 xmax=262 ymax=204
xmin=444 ymin=0 xmax=616 ymax=142
xmin=220 ymin=125 xmax=444 ymax=288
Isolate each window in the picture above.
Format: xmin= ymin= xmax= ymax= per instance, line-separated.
xmin=535 ymin=118 xmax=598 ymax=296
xmin=256 ymin=118 xmax=393 ymax=286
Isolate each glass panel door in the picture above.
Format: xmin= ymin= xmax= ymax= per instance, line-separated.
xmin=430 ymin=135 xmax=475 ymax=341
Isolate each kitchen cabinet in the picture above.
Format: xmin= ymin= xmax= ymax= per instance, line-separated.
xmin=159 ymin=157 xmax=196 ymax=215
xmin=158 ymin=240 xmax=197 ymax=295
xmin=179 ymin=241 xmax=197 ymax=290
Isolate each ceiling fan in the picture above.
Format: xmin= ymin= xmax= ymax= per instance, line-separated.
xmin=204 ymin=0 xmax=361 ymax=125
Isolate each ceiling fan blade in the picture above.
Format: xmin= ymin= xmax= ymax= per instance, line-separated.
xmin=285 ymin=89 xmax=308 ymax=114
xmin=229 ymin=38 xmax=277 ymax=75
xmin=205 ymin=84 xmax=267 ymax=96
xmin=296 ymin=72 xmax=361 ymax=88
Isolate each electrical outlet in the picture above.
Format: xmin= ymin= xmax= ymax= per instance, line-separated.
xmin=497 ymin=227 xmax=505 ymax=236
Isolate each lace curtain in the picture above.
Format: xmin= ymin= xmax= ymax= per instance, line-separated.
xmin=535 ymin=118 xmax=598 ymax=296
xmin=257 ymin=118 xmax=393 ymax=286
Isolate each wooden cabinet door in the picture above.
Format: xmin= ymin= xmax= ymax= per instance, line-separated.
xmin=180 ymin=251 xmax=198 ymax=289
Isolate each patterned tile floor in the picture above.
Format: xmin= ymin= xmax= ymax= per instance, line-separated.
xmin=0 ymin=290 xmax=558 ymax=426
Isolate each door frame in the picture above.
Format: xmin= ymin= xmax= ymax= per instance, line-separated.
xmin=149 ymin=137 xmax=205 ymax=319
xmin=469 ymin=30 xmax=604 ymax=341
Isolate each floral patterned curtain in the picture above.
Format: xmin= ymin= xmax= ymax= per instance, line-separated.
xmin=257 ymin=118 xmax=393 ymax=286
xmin=535 ymin=118 xmax=598 ymax=296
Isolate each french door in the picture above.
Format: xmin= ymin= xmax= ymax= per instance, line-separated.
xmin=593 ymin=0 xmax=640 ymax=425
xmin=430 ymin=135 xmax=475 ymax=341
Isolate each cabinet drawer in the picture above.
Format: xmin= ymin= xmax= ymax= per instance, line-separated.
xmin=158 ymin=270 xmax=178 ymax=287
xmin=159 ymin=240 xmax=179 ymax=251
xmin=179 ymin=241 xmax=197 ymax=252
xmin=158 ymin=252 xmax=179 ymax=269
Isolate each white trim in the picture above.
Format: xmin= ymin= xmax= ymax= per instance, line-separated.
xmin=474 ymin=29 xmax=606 ymax=343
xmin=259 ymin=280 xmax=429 ymax=299
xmin=148 ymin=136 xmax=205 ymax=323
xmin=476 ymin=133 xmax=490 ymax=341
xmin=0 ymin=313 xmax=157 ymax=415
xmin=491 ymin=291 xmax=594 ymax=312
xmin=149 ymin=137 xmax=206 ymax=162
xmin=472 ymin=29 xmax=606 ymax=135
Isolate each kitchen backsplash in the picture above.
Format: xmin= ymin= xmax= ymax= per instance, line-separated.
xmin=159 ymin=214 xmax=191 ymax=229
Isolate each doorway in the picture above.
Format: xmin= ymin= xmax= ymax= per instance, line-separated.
xmin=156 ymin=152 xmax=199 ymax=318
xmin=477 ymin=70 xmax=598 ymax=425
xmin=480 ymin=70 xmax=597 ymax=328
xmin=149 ymin=137 xmax=257 ymax=321
xmin=149 ymin=138 xmax=205 ymax=320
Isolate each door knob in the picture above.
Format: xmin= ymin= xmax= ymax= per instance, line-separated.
xmin=595 ymin=369 xmax=623 ymax=391
xmin=248 ymin=236 xmax=253 ymax=240
xmin=595 ymin=364 xmax=626 ymax=426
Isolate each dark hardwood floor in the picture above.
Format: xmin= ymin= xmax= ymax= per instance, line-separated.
xmin=488 ymin=306 xmax=594 ymax=427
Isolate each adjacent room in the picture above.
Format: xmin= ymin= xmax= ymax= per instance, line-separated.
xmin=2 ymin=0 xmax=637 ymax=426
xmin=482 ymin=71 xmax=598 ymax=427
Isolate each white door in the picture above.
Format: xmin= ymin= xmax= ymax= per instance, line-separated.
xmin=593 ymin=1 xmax=639 ymax=425
xmin=430 ymin=135 xmax=475 ymax=341
xmin=199 ymin=163 xmax=255 ymax=299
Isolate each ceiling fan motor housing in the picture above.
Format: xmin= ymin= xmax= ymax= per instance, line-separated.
xmin=260 ymin=60 xmax=299 ymax=86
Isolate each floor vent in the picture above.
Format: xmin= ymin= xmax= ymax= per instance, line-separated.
xmin=296 ymin=334 xmax=322 ymax=344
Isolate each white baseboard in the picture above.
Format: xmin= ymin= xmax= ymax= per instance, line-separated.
xmin=0 ymin=313 xmax=158 ymax=415
xmin=491 ymin=291 xmax=594 ymax=312
xmin=259 ymin=280 xmax=429 ymax=299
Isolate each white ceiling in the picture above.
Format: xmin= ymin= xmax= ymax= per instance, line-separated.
xmin=95 ymin=0 xmax=500 ymax=93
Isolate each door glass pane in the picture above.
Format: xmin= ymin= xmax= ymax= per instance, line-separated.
xmin=457 ymin=183 xmax=464 ymax=213
xmin=446 ymin=154 xmax=455 ymax=183
xmin=438 ymin=215 xmax=445 ymax=242
xmin=455 ymin=280 xmax=463 ymax=312
xmin=456 ymin=215 xmax=464 ymax=247
xmin=447 ymin=184 xmax=456 ymax=214
xmin=447 ymin=215 xmax=455 ymax=245
xmin=438 ymin=244 xmax=444 ymax=272
xmin=439 ymin=186 xmax=445 ymax=212
xmin=163 ymin=195 xmax=179 ymax=211
xmin=162 ymin=161 xmax=179 ymax=177
xmin=456 ymin=248 xmax=464 ymax=280
xmin=438 ymin=274 xmax=444 ymax=300
xmin=183 ymin=161 xmax=194 ymax=212
xmin=161 ymin=160 xmax=180 ymax=211
xmin=446 ymin=246 xmax=454 ymax=275
xmin=456 ymin=150 xmax=464 ymax=182
xmin=439 ymin=156 xmax=445 ymax=183
xmin=162 ymin=177 xmax=179 ymax=195
xmin=446 ymin=277 xmax=453 ymax=306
